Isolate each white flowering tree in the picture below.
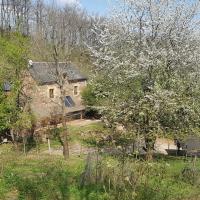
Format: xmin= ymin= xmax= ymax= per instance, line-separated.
xmin=88 ymin=0 xmax=200 ymax=159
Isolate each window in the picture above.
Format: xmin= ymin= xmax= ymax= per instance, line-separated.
xmin=74 ymin=85 xmax=78 ymax=95
xmin=65 ymin=96 xmax=75 ymax=107
xmin=49 ymin=89 xmax=54 ymax=98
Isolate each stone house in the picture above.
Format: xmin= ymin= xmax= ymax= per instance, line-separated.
xmin=23 ymin=61 xmax=87 ymax=124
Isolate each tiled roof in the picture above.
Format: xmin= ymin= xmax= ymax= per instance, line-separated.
xmin=28 ymin=62 xmax=87 ymax=85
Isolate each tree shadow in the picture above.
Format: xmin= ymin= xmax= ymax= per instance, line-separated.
xmin=165 ymin=149 xmax=186 ymax=157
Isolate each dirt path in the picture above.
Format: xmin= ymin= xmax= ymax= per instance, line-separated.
xmin=43 ymin=138 xmax=177 ymax=157
xmin=155 ymin=138 xmax=177 ymax=155
xmin=66 ymin=119 xmax=101 ymax=126
xmin=41 ymin=119 xmax=177 ymax=156
xmin=43 ymin=142 xmax=96 ymax=156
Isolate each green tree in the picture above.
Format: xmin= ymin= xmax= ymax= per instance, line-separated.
xmin=0 ymin=33 xmax=33 ymax=144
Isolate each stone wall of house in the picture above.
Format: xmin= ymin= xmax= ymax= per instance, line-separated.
xmin=23 ymin=72 xmax=87 ymax=122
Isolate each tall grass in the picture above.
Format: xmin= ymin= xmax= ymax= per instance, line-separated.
xmin=0 ymin=144 xmax=200 ymax=200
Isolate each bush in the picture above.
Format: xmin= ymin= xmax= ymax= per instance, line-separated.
xmin=80 ymin=156 xmax=198 ymax=200
xmin=182 ymin=167 xmax=200 ymax=185
xmin=81 ymin=85 xmax=97 ymax=106
xmin=85 ymin=107 xmax=101 ymax=119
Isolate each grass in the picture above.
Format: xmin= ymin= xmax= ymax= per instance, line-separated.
xmin=0 ymin=144 xmax=86 ymax=200
xmin=0 ymin=122 xmax=106 ymax=200
xmin=0 ymin=145 xmax=200 ymax=200
xmin=0 ymin=122 xmax=200 ymax=199
xmin=35 ymin=122 xmax=106 ymax=151
xmin=68 ymin=122 xmax=107 ymax=139
xmin=45 ymin=122 xmax=108 ymax=148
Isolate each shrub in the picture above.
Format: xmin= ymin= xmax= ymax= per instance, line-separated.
xmin=182 ymin=167 xmax=200 ymax=185
xmin=81 ymin=85 xmax=97 ymax=106
xmin=80 ymin=155 xmax=197 ymax=200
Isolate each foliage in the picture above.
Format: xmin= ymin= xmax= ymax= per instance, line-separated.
xmin=4 ymin=166 xmax=70 ymax=200
xmin=81 ymin=85 xmax=97 ymax=106
xmin=181 ymin=158 xmax=200 ymax=185
xmin=13 ymin=111 xmax=35 ymax=131
xmin=0 ymin=33 xmax=32 ymax=134
xmin=81 ymin=155 xmax=200 ymax=200
xmin=0 ymin=141 xmax=200 ymax=200
xmin=88 ymin=0 xmax=200 ymax=152
xmin=0 ymin=33 xmax=29 ymax=70
xmin=182 ymin=166 xmax=200 ymax=185
xmin=48 ymin=122 xmax=108 ymax=147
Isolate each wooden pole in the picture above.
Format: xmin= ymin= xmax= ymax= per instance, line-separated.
xmin=47 ymin=138 xmax=51 ymax=155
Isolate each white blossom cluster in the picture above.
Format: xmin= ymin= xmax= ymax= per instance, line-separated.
xmin=88 ymin=0 xmax=200 ymax=137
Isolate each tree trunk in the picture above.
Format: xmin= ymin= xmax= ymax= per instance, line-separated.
xmin=145 ymin=135 xmax=155 ymax=161
xmin=53 ymin=45 xmax=70 ymax=160
xmin=23 ymin=137 xmax=26 ymax=155
xmin=10 ymin=129 xmax=15 ymax=142
xmin=63 ymin=131 xmax=69 ymax=159
xmin=145 ymin=148 xmax=153 ymax=161
xmin=10 ymin=129 xmax=18 ymax=149
xmin=61 ymin=113 xmax=69 ymax=159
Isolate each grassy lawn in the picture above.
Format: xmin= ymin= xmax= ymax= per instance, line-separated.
xmin=0 ymin=144 xmax=200 ymax=200
xmin=0 ymin=122 xmax=107 ymax=200
xmin=0 ymin=122 xmax=200 ymax=200
xmin=39 ymin=122 xmax=108 ymax=150
xmin=0 ymin=144 xmax=86 ymax=200
xmin=68 ymin=122 xmax=108 ymax=146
